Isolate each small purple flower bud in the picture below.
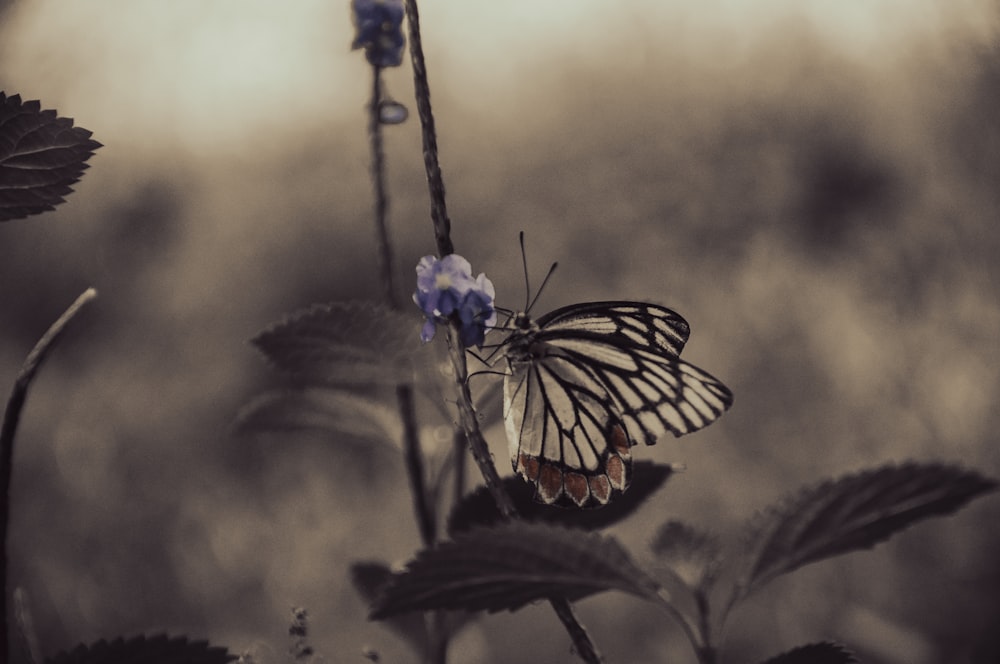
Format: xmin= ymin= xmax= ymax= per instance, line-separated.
xmin=351 ymin=0 xmax=406 ymax=68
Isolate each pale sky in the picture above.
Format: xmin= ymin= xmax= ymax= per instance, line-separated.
xmin=0 ymin=0 xmax=994 ymax=152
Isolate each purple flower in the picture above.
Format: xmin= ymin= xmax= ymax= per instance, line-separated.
xmin=414 ymin=255 xmax=497 ymax=347
xmin=351 ymin=0 xmax=406 ymax=68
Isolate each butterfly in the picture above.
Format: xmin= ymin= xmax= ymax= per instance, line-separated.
xmin=501 ymin=301 xmax=733 ymax=508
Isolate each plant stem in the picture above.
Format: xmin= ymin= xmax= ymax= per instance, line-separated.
xmin=694 ymin=590 xmax=716 ymax=664
xmin=402 ymin=3 xmax=604 ymax=660
xmin=366 ymin=59 xmax=443 ymax=662
xmin=444 ymin=326 xmax=515 ymax=518
xmin=369 ymin=65 xmax=399 ymax=308
xmin=367 ymin=60 xmax=436 ymax=548
xmin=451 ymin=427 xmax=465 ymax=508
xmin=397 ymin=384 xmax=436 ymax=546
xmin=401 ymin=0 xmax=511 ymax=515
xmin=0 ymin=287 xmax=97 ymax=660
xmin=652 ymin=589 xmax=709 ymax=664
xmin=549 ymin=598 xmax=604 ymax=664
xmin=445 ymin=327 xmax=604 ymax=664
xmin=402 ymin=0 xmax=452 ymax=258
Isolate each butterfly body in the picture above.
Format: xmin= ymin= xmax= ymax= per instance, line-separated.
xmin=501 ymin=301 xmax=732 ymax=508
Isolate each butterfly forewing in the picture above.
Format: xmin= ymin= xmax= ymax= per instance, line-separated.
xmin=535 ymin=302 xmax=691 ymax=357
xmin=589 ymin=348 xmax=732 ymax=443
xmin=503 ymin=301 xmax=732 ymax=508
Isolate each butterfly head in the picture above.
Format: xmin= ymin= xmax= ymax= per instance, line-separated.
xmin=501 ymin=311 xmax=545 ymax=362
xmin=512 ymin=311 xmax=534 ymax=331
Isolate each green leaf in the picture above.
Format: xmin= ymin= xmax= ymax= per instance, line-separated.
xmin=738 ymin=462 xmax=997 ymax=597
xmin=447 ymin=461 xmax=676 ymax=535
xmin=0 ymin=92 xmax=102 ymax=222
xmin=370 ymin=522 xmax=660 ymax=618
xmin=44 ymin=634 xmax=235 ymax=664
xmin=757 ymin=641 xmax=858 ymax=664
xmin=252 ymin=301 xmax=436 ymax=386
xmin=234 ymin=387 xmax=401 ymax=447
xmin=649 ymin=520 xmax=722 ymax=590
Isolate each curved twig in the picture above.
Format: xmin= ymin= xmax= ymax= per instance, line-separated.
xmin=0 ymin=287 xmax=97 ymax=658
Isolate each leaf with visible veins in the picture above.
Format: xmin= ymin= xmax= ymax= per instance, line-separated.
xmin=0 ymin=92 xmax=101 ymax=222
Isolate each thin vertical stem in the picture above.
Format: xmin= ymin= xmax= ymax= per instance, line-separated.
xmin=402 ymin=0 xmax=452 ymax=257
xmin=367 ymin=63 xmax=435 ymax=547
xmin=401 ymin=2 xmax=604 ymax=660
xmin=366 ymin=59 xmax=443 ymax=663
xmin=444 ymin=325 xmax=603 ymax=664
xmin=549 ymin=598 xmax=604 ymax=664
xmin=650 ymin=587 xmax=711 ymax=664
xmin=369 ymin=65 xmax=398 ymax=308
xmin=396 ymin=384 xmax=435 ymax=546
xmin=444 ymin=327 xmax=515 ymax=518
xmin=402 ymin=0 xmax=513 ymax=520
xmin=369 ymin=68 xmax=436 ymax=547
xmin=0 ymin=288 xmax=97 ymax=661
xmin=696 ymin=590 xmax=712 ymax=657
xmin=451 ymin=427 xmax=465 ymax=508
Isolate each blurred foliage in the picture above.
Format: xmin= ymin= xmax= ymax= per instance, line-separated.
xmin=43 ymin=634 xmax=235 ymax=664
xmin=0 ymin=4 xmax=998 ymax=664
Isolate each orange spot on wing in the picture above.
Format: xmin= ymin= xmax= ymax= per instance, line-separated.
xmin=536 ymin=463 xmax=563 ymax=504
xmin=611 ymin=424 xmax=631 ymax=457
xmin=605 ymin=455 xmax=627 ymax=490
xmin=564 ymin=472 xmax=590 ymax=507
xmin=588 ymin=475 xmax=611 ymax=505
xmin=517 ymin=454 xmax=540 ymax=480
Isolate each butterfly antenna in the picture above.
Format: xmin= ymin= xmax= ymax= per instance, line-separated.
xmin=526 ymin=261 xmax=558 ymax=314
xmin=519 ymin=231 xmax=558 ymax=314
xmin=493 ymin=304 xmax=515 ymax=318
xmin=519 ymin=231 xmax=531 ymax=311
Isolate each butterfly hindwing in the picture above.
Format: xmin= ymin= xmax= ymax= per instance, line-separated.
xmin=504 ymin=353 xmax=633 ymax=507
xmin=502 ymin=301 xmax=733 ymax=508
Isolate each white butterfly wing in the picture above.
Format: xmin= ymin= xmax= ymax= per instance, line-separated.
xmin=534 ymin=303 xmax=731 ymax=442
xmin=504 ymin=354 xmax=631 ymax=507
xmin=536 ymin=302 xmax=690 ymax=356
xmin=502 ymin=302 xmax=733 ymax=508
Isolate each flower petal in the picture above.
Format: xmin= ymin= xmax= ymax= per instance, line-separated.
xmin=420 ymin=319 xmax=437 ymax=343
xmin=440 ymin=254 xmax=473 ymax=279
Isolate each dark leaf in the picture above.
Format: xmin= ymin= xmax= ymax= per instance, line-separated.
xmin=370 ymin=522 xmax=660 ymax=618
xmin=352 ymin=560 xmax=400 ymax=604
xmin=0 ymin=92 xmax=102 ymax=222
xmin=44 ymin=634 xmax=235 ymax=664
xmin=739 ymin=462 xmax=997 ymax=597
xmin=649 ymin=520 xmax=722 ymax=590
xmin=234 ymin=388 xmax=400 ymax=447
xmin=352 ymin=561 xmax=430 ymax=652
xmin=758 ymin=641 xmax=858 ymax=664
xmin=447 ymin=461 xmax=675 ymax=535
xmin=252 ymin=301 xmax=439 ymax=387
xmin=351 ymin=561 xmax=476 ymax=650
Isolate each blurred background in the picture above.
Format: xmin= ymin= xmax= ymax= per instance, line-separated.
xmin=1 ymin=1 xmax=999 ymax=662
